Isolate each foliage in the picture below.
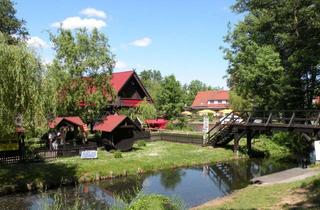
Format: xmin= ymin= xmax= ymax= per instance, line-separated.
xmin=139 ymin=69 xmax=163 ymax=105
xmin=0 ymin=33 xmax=46 ymax=139
xmin=156 ymin=75 xmax=184 ymax=119
xmin=224 ymin=0 xmax=320 ymax=109
xmin=139 ymin=69 xmax=163 ymax=82
xmin=114 ymin=150 xmax=123 ymax=158
xmin=166 ymin=117 xmax=192 ymax=131
xmin=128 ymin=194 xmax=184 ymax=210
xmin=137 ymin=140 xmax=146 ymax=147
xmin=229 ymin=90 xmax=252 ymax=111
xmin=271 ymin=132 xmax=312 ymax=157
xmin=0 ymin=0 xmax=28 ymax=44
xmin=48 ymin=28 xmax=115 ymax=123
xmin=118 ymin=108 xmax=139 ymax=120
xmin=136 ymin=101 xmax=157 ymax=120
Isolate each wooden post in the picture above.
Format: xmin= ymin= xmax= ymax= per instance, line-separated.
xmin=234 ymin=133 xmax=240 ymax=156
xmin=247 ymin=131 xmax=252 ymax=156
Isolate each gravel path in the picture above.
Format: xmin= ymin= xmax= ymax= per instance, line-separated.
xmin=251 ymin=167 xmax=320 ymax=185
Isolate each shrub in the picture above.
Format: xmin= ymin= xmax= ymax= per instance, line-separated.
xmin=129 ymin=194 xmax=184 ymax=210
xmin=137 ymin=140 xmax=146 ymax=147
xmin=113 ymin=151 xmax=123 ymax=158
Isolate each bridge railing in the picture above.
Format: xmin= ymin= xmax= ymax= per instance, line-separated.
xmin=232 ymin=110 xmax=320 ymax=127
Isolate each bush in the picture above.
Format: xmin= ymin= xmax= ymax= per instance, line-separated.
xmin=166 ymin=117 xmax=192 ymax=131
xmin=137 ymin=140 xmax=146 ymax=147
xmin=113 ymin=151 xmax=123 ymax=158
xmin=129 ymin=194 xmax=184 ymax=210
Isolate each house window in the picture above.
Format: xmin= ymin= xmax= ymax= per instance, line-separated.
xmin=208 ymin=100 xmax=228 ymax=104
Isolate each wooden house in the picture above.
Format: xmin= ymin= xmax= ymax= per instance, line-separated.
xmin=191 ymin=90 xmax=230 ymax=111
xmin=81 ymin=70 xmax=153 ymax=109
xmin=93 ymin=114 xmax=144 ymax=151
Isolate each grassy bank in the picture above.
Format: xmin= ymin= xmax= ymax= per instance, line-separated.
xmin=196 ymin=173 xmax=320 ymax=209
xmin=0 ymin=134 xmax=295 ymax=195
xmin=0 ymin=141 xmax=236 ymax=194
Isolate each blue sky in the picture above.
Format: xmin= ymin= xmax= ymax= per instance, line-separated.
xmin=15 ymin=0 xmax=243 ymax=88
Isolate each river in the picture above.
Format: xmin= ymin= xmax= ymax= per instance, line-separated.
xmin=0 ymin=158 xmax=297 ymax=209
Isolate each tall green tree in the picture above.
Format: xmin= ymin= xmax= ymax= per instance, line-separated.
xmin=157 ymin=75 xmax=184 ymax=119
xmin=49 ymin=28 xmax=115 ymax=122
xmin=139 ymin=69 xmax=162 ymax=104
xmin=0 ymin=33 xmax=44 ymax=139
xmin=225 ymin=0 xmax=320 ymax=109
xmin=0 ymin=0 xmax=28 ymax=43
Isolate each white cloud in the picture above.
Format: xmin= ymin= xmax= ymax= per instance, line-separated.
xmin=51 ymin=16 xmax=106 ymax=30
xmin=131 ymin=37 xmax=152 ymax=47
xmin=80 ymin=8 xmax=107 ymax=19
xmin=115 ymin=60 xmax=128 ymax=69
xmin=27 ymin=36 xmax=48 ymax=49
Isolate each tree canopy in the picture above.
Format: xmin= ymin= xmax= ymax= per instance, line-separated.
xmin=48 ymin=28 xmax=115 ymax=122
xmin=0 ymin=0 xmax=28 ymax=43
xmin=156 ymin=75 xmax=184 ymax=119
xmin=0 ymin=33 xmax=44 ymax=139
xmin=224 ymin=0 xmax=320 ymax=110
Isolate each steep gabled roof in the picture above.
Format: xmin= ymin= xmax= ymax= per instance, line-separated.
xmin=112 ymin=70 xmax=153 ymax=102
xmin=49 ymin=116 xmax=85 ymax=128
xmin=191 ymin=90 xmax=229 ymax=108
xmin=111 ymin=71 xmax=135 ymax=93
xmin=93 ymin=114 xmax=127 ymax=132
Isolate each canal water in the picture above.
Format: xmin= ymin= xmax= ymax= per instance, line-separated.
xmin=0 ymin=158 xmax=297 ymax=209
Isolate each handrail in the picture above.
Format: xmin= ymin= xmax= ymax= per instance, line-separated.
xmin=207 ymin=111 xmax=234 ymax=134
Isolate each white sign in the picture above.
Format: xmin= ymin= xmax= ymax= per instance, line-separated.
xmin=81 ymin=150 xmax=98 ymax=159
xmin=203 ymin=116 xmax=209 ymax=133
xmin=315 ymin=141 xmax=320 ymax=161
xmin=203 ymin=116 xmax=209 ymax=144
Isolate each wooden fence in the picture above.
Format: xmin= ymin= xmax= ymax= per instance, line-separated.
xmin=0 ymin=143 xmax=97 ymax=165
xmin=150 ymin=132 xmax=204 ymax=145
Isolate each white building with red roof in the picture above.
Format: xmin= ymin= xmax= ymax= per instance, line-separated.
xmin=191 ymin=90 xmax=230 ymax=110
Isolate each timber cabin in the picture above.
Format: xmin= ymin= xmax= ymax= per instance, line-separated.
xmin=80 ymin=70 xmax=153 ymax=109
xmin=93 ymin=114 xmax=142 ymax=151
xmin=109 ymin=70 xmax=153 ymax=108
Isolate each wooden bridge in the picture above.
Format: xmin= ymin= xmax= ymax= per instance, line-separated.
xmin=206 ymin=110 xmax=320 ymax=154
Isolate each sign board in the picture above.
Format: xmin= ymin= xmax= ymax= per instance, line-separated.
xmin=203 ymin=116 xmax=209 ymax=133
xmin=203 ymin=116 xmax=209 ymax=143
xmin=315 ymin=141 xmax=320 ymax=161
xmin=81 ymin=150 xmax=98 ymax=159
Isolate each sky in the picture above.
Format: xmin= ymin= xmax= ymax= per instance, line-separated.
xmin=15 ymin=0 xmax=243 ymax=88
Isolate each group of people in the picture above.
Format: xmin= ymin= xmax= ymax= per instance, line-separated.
xmin=47 ymin=126 xmax=88 ymax=150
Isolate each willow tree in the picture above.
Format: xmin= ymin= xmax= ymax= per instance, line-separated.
xmin=49 ymin=28 xmax=116 ymax=123
xmin=0 ymin=33 xmax=44 ymax=139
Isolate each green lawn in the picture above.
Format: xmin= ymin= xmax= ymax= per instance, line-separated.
xmin=198 ymin=174 xmax=320 ymax=210
xmin=0 ymin=141 xmax=236 ymax=194
xmin=57 ymin=141 xmax=236 ymax=181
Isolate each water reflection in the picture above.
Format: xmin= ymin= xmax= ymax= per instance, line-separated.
xmin=160 ymin=169 xmax=186 ymax=190
xmin=0 ymin=158 xmax=297 ymax=209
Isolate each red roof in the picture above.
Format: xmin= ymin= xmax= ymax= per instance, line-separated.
xmin=191 ymin=90 xmax=229 ymax=110
xmin=111 ymin=71 xmax=134 ymax=93
xmin=93 ymin=115 xmax=127 ymax=132
xmin=49 ymin=116 xmax=85 ymax=128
